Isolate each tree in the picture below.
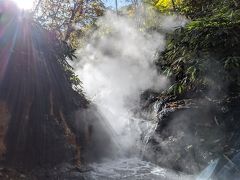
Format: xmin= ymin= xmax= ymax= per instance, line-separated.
xmin=0 ymin=0 xmax=89 ymax=168
xmin=154 ymin=0 xmax=240 ymax=96
xmin=146 ymin=0 xmax=183 ymax=12
xmin=33 ymin=0 xmax=105 ymax=48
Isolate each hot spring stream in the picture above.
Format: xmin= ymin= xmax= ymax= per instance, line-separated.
xmin=72 ymin=11 xmax=215 ymax=180
xmin=84 ymin=157 xmax=193 ymax=180
xmin=74 ymin=103 xmax=196 ymax=180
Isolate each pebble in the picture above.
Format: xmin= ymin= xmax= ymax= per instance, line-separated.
xmin=20 ymin=174 xmax=26 ymax=178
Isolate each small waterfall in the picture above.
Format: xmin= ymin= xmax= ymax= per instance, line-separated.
xmin=72 ymin=9 xmax=191 ymax=180
xmin=74 ymin=11 xmax=168 ymax=157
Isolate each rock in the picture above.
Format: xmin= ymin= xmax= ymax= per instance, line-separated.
xmin=19 ymin=174 xmax=26 ymax=178
xmin=144 ymin=96 xmax=240 ymax=174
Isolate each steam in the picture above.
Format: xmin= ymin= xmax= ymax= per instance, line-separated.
xmin=74 ymin=10 xmax=184 ymax=153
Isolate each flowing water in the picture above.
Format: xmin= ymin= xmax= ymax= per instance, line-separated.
xmin=78 ymin=101 xmax=196 ymax=180
xmin=73 ymin=11 xmax=195 ymax=180
xmin=85 ymin=157 xmax=193 ymax=180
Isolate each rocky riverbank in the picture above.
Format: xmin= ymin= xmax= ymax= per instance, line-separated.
xmin=143 ymin=94 xmax=240 ymax=174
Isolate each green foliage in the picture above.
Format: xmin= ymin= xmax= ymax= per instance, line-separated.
xmin=179 ymin=0 xmax=239 ymax=19
xmin=31 ymin=0 xmax=102 ymax=94
xmin=33 ymin=0 xmax=105 ymax=48
xmin=156 ymin=0 xmax=240 ymax=96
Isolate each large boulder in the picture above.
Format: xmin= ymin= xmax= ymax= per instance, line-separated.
xmin=144 ymin=95 xmax=240 ymax=174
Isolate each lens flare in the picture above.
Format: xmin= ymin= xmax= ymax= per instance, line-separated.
xmin=12 ymin=0 xmax=34 ymax=10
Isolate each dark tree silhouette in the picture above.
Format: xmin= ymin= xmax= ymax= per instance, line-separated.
xmin=0 ymin=0 xmax=89 ymax=169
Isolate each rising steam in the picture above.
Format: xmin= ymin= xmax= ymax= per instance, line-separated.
xmin=74 ymin=10 xmax=185 ymax=153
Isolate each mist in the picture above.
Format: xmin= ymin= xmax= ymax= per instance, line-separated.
xmin=73 ymin=9 xmax=190 ymax=155
xmin=74 ymin=11 xmax=165 ymax=152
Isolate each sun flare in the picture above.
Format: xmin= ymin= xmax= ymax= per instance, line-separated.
xmin=12 ymin=0 xmax=34 ymax=10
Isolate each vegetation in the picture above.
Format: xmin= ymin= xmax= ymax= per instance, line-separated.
xmin=27 ymin=0 xmax=106 ymax=92
xmin=0 ymin=1 xmax=89 ymax=167
xmin=147 ymin=0 xmax=183 ymax=12
xmin=151 ymin=0 xmax=240 ymax=97
xmin=33 ymin=0 xmax=105 ymax=48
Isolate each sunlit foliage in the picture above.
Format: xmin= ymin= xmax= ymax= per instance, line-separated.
xmin=146 ymin=0 xmax=183 ymax=12
xmin=154 ymin=0 xmax=240 ymax=96
xmin=33 ymin=0 xmax=105 ymax=48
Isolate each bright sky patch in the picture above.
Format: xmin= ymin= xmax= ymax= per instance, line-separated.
xmin=12 ymin=0 xmax=34 ymax=10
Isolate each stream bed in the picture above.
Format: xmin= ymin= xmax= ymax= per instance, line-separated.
xmin=83 ymin=157 xmax=193 ymax=180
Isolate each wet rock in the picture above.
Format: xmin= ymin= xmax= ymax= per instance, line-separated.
xmin=144 ymin=95 xmax=240 ymax=174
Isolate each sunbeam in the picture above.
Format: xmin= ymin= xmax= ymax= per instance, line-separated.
xmin=12 ymin=0 xmax=33 ymax=10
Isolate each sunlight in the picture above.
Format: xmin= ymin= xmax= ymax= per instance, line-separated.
xmin=12 ymin=0 xmax=34 ymax=10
